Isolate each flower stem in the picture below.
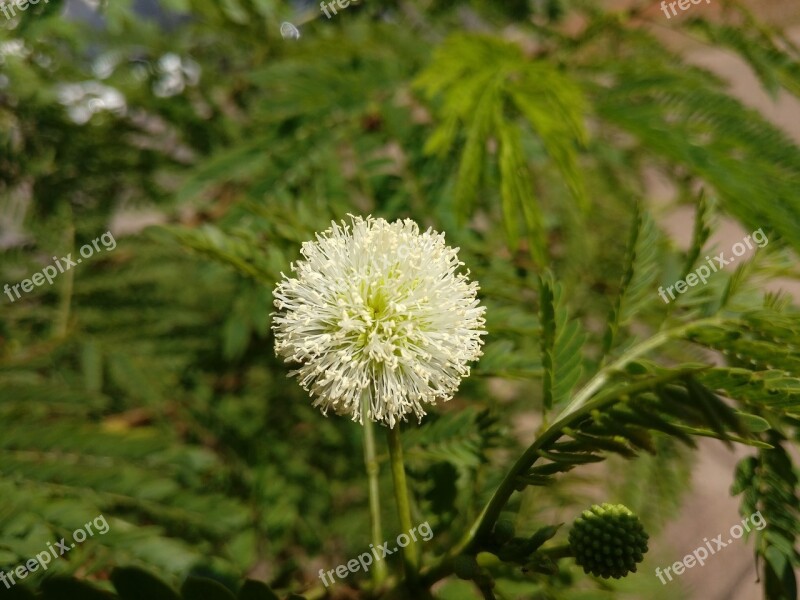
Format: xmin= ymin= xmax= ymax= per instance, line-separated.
xmin=362 ymin=399 xmax=388 ymax=587
xmin=539 ymin=543 xmax=573 ymax=560
xmin=386 ymin=423 xmax=419 ymax=588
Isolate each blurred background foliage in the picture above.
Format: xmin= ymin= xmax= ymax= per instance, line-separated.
xmin=0 ymin=0 xmax=799 ymax=598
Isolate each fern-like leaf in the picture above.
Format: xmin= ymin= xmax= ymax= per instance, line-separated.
xmin=539 ymin=277 xmax=586 ymax=411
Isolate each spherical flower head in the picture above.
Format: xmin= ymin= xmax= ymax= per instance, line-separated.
xmin=568 ymin=503 xmax=649 ymax=579
xmin=272 ymin=215 xmax=486 ymax=427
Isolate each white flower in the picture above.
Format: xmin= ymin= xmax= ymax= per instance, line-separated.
xmin=272 ymin=215 xmax=486 ymax=427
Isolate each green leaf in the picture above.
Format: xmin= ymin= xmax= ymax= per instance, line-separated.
xmin=539 ymin=277 xmax=586 ymax=411
xmin=496 ymin=111 xmax=543 ymax=262
xmin=238 ymin=580 xmax=280 ymax=600
xmin=764 ymin=545 xmax=797 ymax=600
xmin=562 ymin=431 xmax=638 ymax=459
xmin=732 ymin=437 xmax=800 ymax=600
xmin=681 ymin=189 xmax=714 ymax=280
xmin=594 ymin=37 xmax=800 ymax=254
xmin=181 ymin=578 xmax=237 ymax=600
xmin=111 ymin=567 xmax=181 ymax=600
xmin=402 ymin=409 xmax=499 ymax=472
xmin=734 ymin=412 xmax=772 ymax=433
xmin=535 ymin=450 xmax=604 ymax=465
xmin=603 ymin=204 xmax=660 ymax=352
xmin=41 ymin=578 xmax=116 ymax=600
xmin=614 ymin=436 xmax=691 ymax=533
xmin=81 ymin=340 xmax=103 ymax=393
xmin=154 ymin=225 xmax=276 ymax=284
xmin=0 ymin=587 xmax=39 ymax=599
xmin=527 ymin=524 xmax=562 ymax=552
xmin=452 ymin=82 xmax=497 ymax=220
xmin=219 ymin=0 xmax=250 ymax=24
xmin=416 ymin=33 xmax=587 ymax=250
xmin=687 ymin=17 xmax=800 ymax=99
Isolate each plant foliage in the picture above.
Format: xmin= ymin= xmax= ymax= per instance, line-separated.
xmin=1 ymin=0 xmax=798 ymax=598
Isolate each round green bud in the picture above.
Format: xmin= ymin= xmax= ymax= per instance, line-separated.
xmin=493 ymin=519 xmax=515 ymax=545
xmin=452 ymin=555 xmax=480 ymax=580
xmin=568 ymin=503 xmax=649 ymax=579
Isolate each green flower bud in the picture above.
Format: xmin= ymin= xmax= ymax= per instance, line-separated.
xmin=493 ymin=519 xmax=515 ymax=545
xmin=568 ymin=503 xmax=649 ymax=579
xmin=452 ymin=555 xmax=480 ymax=580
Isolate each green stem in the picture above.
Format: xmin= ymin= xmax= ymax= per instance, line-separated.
xmin=453 ymin=317 xmax=725 ymax=555
xmin=386 ymin=424 xmax=419 ymax=588
xmin=362 ymin=398 xmax=388 ymax=587
xmin=539 ymin=543 xmax=573 ymax=560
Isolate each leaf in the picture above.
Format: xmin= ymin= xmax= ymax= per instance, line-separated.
xmin=527 ymin=524 xmax=562 ymax=552
xmin=699 ymin=367 xmax=800 ymax=413
xmin=153 ymin=225 xmax=276 ymax=284
xmin=508 ymin=78 xmax=588 ymax=210
xmin=681 ymin=189 xmax=714 ymax=280
xmin=734 ymin=412 xmax=771 ymax=433
xmin=181 ymin=577 xmax=237 ymax=600
xmin=539 ymin=277 xmax=586 ymax=411
xmin=732 ymin=437 xmax=800 ymax=600
xmin=0 ymin=588 xmax=38 ymax=599
xmin=417 ymin=462 xmax=460 ymax=520
xmin=614 ymin=436 xmax=691 ymax=533
xmin=764 ymin=545 xmax=797 ymax=600
xmin=594 ymin=36 xmax=800 ymax=254
xmin=81 ymin=340 xmax=103 ymax=393
xmin=452 ymin=82 xmax=497 ymax=220
xmin=223 ymin=314 xmax=251 ymax=362
xmin=496 ymin=111 xmax=544 ymax=262
xmin=416 ymin=33 xmax=587 ymax=251
xmin=402 ymin=409 xmax=499 ymax=472
xmin=238 ymin=580 xmax=280 ymax=600
xmin=687 ymin=17 xmax=800 ymax=99
xmin=535 ymin=450 xmax=605 ymax=465
xmin=111 ymin=567 xmax=181 ymax=600
xmin=562 ymin=431 xmax=638 ymax=459
xmin=602 ymin=204 xmax=660 ymax=352
xmin=40 ymin=578 xmax=116 ymax=600
xmin=218 ymin=0 xmax=250 ymax=24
